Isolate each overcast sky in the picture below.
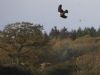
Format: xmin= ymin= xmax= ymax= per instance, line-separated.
xmin=0 ymin=0 xmax=100 ymax=32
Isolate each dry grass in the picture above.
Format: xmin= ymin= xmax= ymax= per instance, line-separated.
xmin=50 ymin=36 xmax=100 ymax=50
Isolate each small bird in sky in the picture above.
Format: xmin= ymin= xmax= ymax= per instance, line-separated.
xmin=58 ymin=4 xmax=68 ymax=18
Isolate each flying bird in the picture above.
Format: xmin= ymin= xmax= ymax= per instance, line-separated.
xmin=58 ymin=4 xmax=68 ymax=18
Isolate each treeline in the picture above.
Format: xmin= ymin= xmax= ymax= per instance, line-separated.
xmin=48 ymin=26 xmax=100 ymax=40
xmin=0 ymin=23 xmax=100 ymax=40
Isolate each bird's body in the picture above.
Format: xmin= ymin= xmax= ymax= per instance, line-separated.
xmin=58 ymin=4 xmax=68 ymax=18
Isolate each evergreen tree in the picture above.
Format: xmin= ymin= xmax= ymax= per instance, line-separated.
xmin=60 ymin=27 xmax=69 ymax=39
xmin=70 ymin=30 xmax=77 ymax=40
xmin=90 ymin=27 xmax=96 ymax=37
xmin=77 ymin=27 xmax=84 ymax=37
xmin=83 ymin=27 xmax=91 ymax=36
xmin=49 ymin=26 xmax=60 ymax=39
xmin=43 ymin=31 xmax=49 ymax=42
xmin=97 ymin=27 xmax=100 ymax=36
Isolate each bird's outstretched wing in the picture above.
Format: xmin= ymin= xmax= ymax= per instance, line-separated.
xmin=58 ymin=4 xmax=64 ymax=13
xmin=64 ymin=10 xmax=68 ymax=13
xmin=60 ymin=15 xmax=67 ymax=18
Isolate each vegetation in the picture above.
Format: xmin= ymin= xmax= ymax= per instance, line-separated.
xmin=0 ymin=22 xmax=100 ymax=75
xmin=0 ymin=65 xmax=33 ymax=75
